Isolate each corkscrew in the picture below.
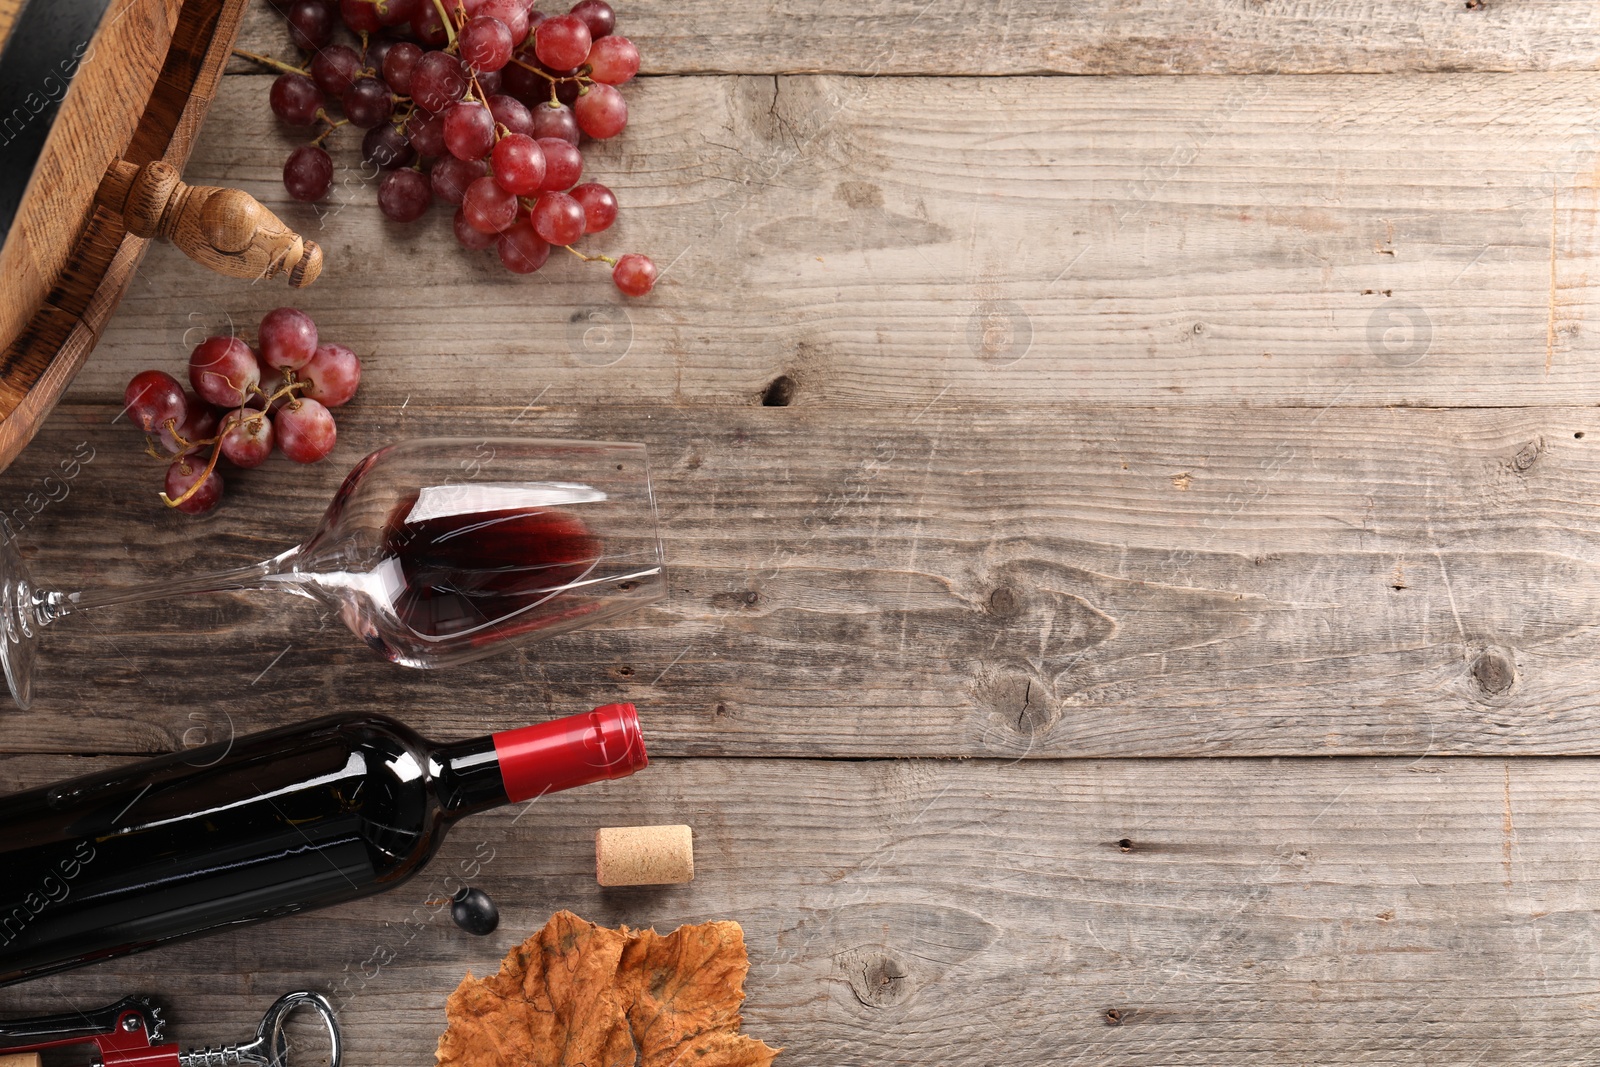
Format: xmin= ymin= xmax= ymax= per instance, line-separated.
xmin=0 ymin=990 xmax=341 ymax=1067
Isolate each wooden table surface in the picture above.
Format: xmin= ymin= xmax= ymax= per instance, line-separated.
xmin=7 ymin=2 xmax=1600 ymax=1064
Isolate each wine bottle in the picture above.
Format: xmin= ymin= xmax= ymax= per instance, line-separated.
xmin=0 ymin=704 xmax=647 ymax=986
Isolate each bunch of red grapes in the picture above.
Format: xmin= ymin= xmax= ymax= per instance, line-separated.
xmin=123 ymin=308 xmax=362 ymax=515
xmin=254 ymin=0 xmax=657 ymax=295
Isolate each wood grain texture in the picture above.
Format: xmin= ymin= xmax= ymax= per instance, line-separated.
xmin=84 ymin=71 xmax=1600 ymax=409
xmin=3 ymin=402 xmax=1600 ymax=759
xmin=0 ymin=754 xmax=1596 ymax=1066
xmin=231 ymin=1 xmax=1600 ymax=76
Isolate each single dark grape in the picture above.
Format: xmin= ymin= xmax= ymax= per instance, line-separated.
xmin=287 ymin=0 xmax=335 ymax=50
xmin=310 ymin=43 xmax=361 ymax=96
xmin=430 ymin=155 xmax=487 ymax=205
xmin=497 ymin=218 xmax=550 ymax=273
xmin=124 ymin=370 xmax=188 ymax=434
xmin=338 ymin=0 xmax=382 ymax=33
xmin=536 ymin=136 xmax=582 ymax=190
xmin=586 ymin=35 xmax=638 ymax=85
xmin=411 ymin=51 xmax=467 ymax=114
xmin=475 ymin=67 xmax=504 ymax=97
xmin=573 ymin=81 xmax=626 ymax=139
xmin=552 ymin=74 xmax=580 ymax=107
xmin=220 ymin=410 xmax=274 ymax=468
xmin=410 ymin=1 xmax=449 ymax=46
xmin=259 ymin=307 xmax=320 ymax=370
xmin=454 ymin=206 xmax=499 ymax=249
xmin=531 ymin=190 xmax=583 ymax=245
xmin=490 ymin=132 xmax=544 ymax=195
xmin=276 ymin=398 xmax=338 ymax=463
xmin=534 ymin=14 xmax=591 ymax=71
xmin=362 ymin=123 xmax=416 ymax=169
xmin=382 ymin=40 xmax=424 ymax=95
xmin=569 ymin=181 xmax=617 ymax=233
xmin=568 ymin=0 xmax=615 ymax=40
xmin=342 ymin=76 xmax=394 ymax=129
xmin=270 ymin=73 xmax=325 ymax=126
xmin=374 ymin=0 xmax=418 ymax=27
xmin=500 ymin=50 xmax=546 ymax=106
xmin=283 ymin=144 xmax=335 ymax=201
xmin=378 ymin=168 xmax=432 ymax=222
xmin=450 ymin=887 xmax=499 ymax=935
xmin=487 ymin=93 xmax=534 ymax=137
xmin=406 ymin=110 xmax=446 ymax=157
xmin=613 ymin=253 xmax=657 ymax=296
xmin=165 ymin=455 xmax=223 ymax=515
xmin=528 ymin=101 xmax=579 ymax=145
xmin=463 ymin=175 xmax=519 ymax=233
xmin=443 ymin=101 xmax=495 ymax=160
xmin=460 ymin=15 xmax=514 ymax=72
xmin=301 ymin=342 xmax=362 ymax=407
xmin=365 ymin=37 xmax=398 ymax=77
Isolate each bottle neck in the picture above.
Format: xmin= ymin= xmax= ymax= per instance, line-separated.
xmin=430 ymin=703 xmax=649 ymax=818
xmin=432 ymin=736 xmax=510 ymax=818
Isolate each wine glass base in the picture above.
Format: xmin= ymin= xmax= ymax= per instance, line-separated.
xmin=0 ymin=535 xmax=40 ymax=710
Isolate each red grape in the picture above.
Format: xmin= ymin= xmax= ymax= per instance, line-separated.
xmin=338 ymin=0 xmax=382 ymax=32
xmin=460 ymin=15 xmax=514 ymax=72
xmin=536 ymin=136 xmax=582 ymax=190
xmin=443 ymin=101 xmax=495 ymax=160
xmin=301 ymin=342 xmax=362 ymax=406
xmin=165 ymin=455 xmax=223 ymax=514
xmin=479 ymin=0 xmax=531 ymax=44
xmin=374 ymin=0 xmax=418 ymax=26
xmin=343 ymin=76 xmax=394 ymax=129
xmin=406 ymin=110 xmax=446 ymax=157
xmin=283 ymin=145 xmax=334 ymax=201
xmin=534 ymin=14 xmax=591 ymax=71
xmin=430 ymin=155 xmax=487 ymax=205
xmin=487 ymin=93 xmax=534 ymax=137
xmin=258 ymin=307 xmax=319 ymax=370
xmin=568 ymin=0 xmax=614 ymax=40
xmin=162 ymin=398 xmax=218 ymax=455
xmin=362 ymin=123 xmax=416 ymax=169
xmin=270 ymin=73 xmax=325 ymax=126
xmin=411 ymin=1 xmax=450 ymax=46
xmin=287 ymin=0 xmax=335 ymax=50
xmin=530 ymin=101 xmax=579 ymax=145
xmin=454 ymin=206 xmax=499 ymax=249
xmin=586 ymin=35 xmax=638 ymax=85
xmin=276 ymin=398 xmax=338 ymax=463
xmin=378 ymin=168 xmax=432 ymax=221
xmin=365 ymin=37 xmax=398 ymax=76
xmin=612 ymin=253 xmax=657 ymax=296
xmin=475 ymin=67 xmax=504 ymax=97
xmin=569 ymin=182 xmax=617 ymax=233
xmin=382 ymin=40 xmax=424 ymax=95
xmin=497 ymin=218 xmax=550 ymax=273
xmin=490 ymin=132 xmax=544 ymax=195
xmin=531 ymin=190 xmax=584 ymax=245
xmin=124 ymin=370 xmax=187 ymax=434
xmin=311 ymin=43 xmax=361 ymax=96
xmin=574 ymin=82 xmax=626 ymax=139
xmin=411 ymin=51 xmax=466 ymax=114
xmin=189 ymin=336 xmax=260 ymax=407
xmin=463 ymin=175 xmax=519 ymax=233
xmin=500 ymin=49 xmax=546 ymax=105
xmin=220 ymin=410 xmax=275 ymax=468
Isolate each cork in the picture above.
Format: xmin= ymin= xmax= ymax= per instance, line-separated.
xmin=595 ymin=824 xmax=694 ymax=886
xmin=0 ymin=1053 xmax=41 ymax=1067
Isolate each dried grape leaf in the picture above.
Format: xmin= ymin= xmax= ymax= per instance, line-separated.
xmin=436 ymin=910 xmax=781 ymax=1067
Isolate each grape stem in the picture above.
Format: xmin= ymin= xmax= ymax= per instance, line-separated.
xmin=309 ymin=115 xmax=349 ymax=146
xmin=562 ymin=244 xmax=617 ymax=268
xmin=430 ymin=0 xmax=458 ymax=46
xmin=159 ymin=440 xmax=225 ymax=510
xmin=232 ymin=49 xmax=309 ymax=77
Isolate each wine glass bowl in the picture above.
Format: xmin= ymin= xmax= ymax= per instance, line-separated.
xmin=0 ymin=438 xmax=664 ymax=708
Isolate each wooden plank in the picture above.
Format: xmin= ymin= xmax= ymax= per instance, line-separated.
xmin=6 ymin=401 xmax=1600 ymax=758
xmin=84 ymin=71 xmax=1600 ymax=409
xmin=232 ymin=2 xmax=1600 ymax=76
xmin=0 ymin=753 xmax=1597 ymax=1065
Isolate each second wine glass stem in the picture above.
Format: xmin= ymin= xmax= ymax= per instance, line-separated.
xmin=35 ymin=547 xmax=304 ymax=625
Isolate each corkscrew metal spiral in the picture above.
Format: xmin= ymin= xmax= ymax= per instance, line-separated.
xmin=177 ymin=991 xmax=342 ymax=1067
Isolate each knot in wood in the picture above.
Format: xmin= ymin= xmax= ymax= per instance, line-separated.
xmin=1471 ymin=649 xmax=1515 ymax=695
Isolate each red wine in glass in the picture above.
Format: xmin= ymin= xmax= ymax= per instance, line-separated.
xmin=0 ymin=439 xmax=665 ymax=707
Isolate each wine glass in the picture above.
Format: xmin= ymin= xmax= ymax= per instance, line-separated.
xmin=0 ymin=438 xmax=665 ymax=709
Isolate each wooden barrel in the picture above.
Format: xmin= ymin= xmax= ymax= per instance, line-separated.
xmin=0 ymin=0 xmax=320 ymax=475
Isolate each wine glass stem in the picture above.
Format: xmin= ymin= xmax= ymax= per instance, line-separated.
xmin=35 ymin=547 xmax=303 ymax=625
